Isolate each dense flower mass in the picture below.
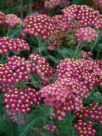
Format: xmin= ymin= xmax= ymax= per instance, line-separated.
xmin=29 ymin=54 xmax=53 ymax=85
xmin=44 ymin=0 xmax=70 ymax=9
xmin=40 ymin=58 xmax=101 ymax=120
xmin=75 ymin=103 xmax=102 ymax=124
xmin=4 ymin=87 xmax=41 ymax=113
xmin=5 ymin=14 xmax=22 ymax=27
xmin=76 ymin=27 xmax=98 ymax=42
xmin=62 ymin=5 xmax=102 ymax=29
xmin=75 ymin=120 xmax=96 ymax=136
xmin=0 ymin=37 xmax=30 ymax=54
xmin=0 ymin=56 xmax=36 ymax=91
xmin=23 ymin=14 xmax=60 ymax=40
xmin=0 ymin=11 xmax=6 ymax=25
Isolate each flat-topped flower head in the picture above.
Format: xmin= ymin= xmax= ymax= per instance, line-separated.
xmin=75 ymin=103 xmax=102 ymax=124
xmin=0 ymin=37 xmax=30 ymax=54
xmin=5 ymin=14 xmax=22 ymax=27
xmin=75 ymin=120 xmax=96 ymax=136
xmin=0 ymin=56 xmax=36 ymax=91
xmin=23 ymin=14 xmax=60 ymax=40
xmin=4 ymin=87 xmax=41 ymax=113
xmin=0 ymin=11 xmax=6 ymax=25
xmin=44 ymin=0 xmax=70 ymax=9
xmin=76 ymin=27 xmax=98 ymax=42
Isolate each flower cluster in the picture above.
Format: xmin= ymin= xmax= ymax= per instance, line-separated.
xmin=75 ymin=103 xmax=102 ymax=124
xmin=0 ymin=56 xmax=36 ymax=91
xmin=40 ymin=59 xmax=101 ymax=120
xmin=44 ymin=124 xmax=57 ymax=132
xmin=74 ymin=120 xmax=96 ymax=136
xmin=97 ymin=0 xmax=102 ymax=8
xmin=5 ymin=14 xmax=22 ymax=27
xmin=0 ymin=37 xmax=30 ymax=54
xmin=44 ymin=0 xmax=70 ymax=9
xmin=62 ymin=5 xmax=102 ymax=29
xmin=4 ymin=87 xmax=41 ymax=113
xmin=52 ymin=14 xmax=75 ymax=31
xmin=76 ymin=27 xmax=98 ymax=42
xmin=29 ymin=54 xmax=53 ymax=85
xmin=23 ymin=14 xmax=60 ymax=40
xmin=0 ymin=11 xmax=6 ymax=25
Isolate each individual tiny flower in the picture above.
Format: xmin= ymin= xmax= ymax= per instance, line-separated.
xmin=5 ymin=14 xmax=22 ymax=27
xmin=0 ymin=37 xmax=30 ymax=54
xmin=76 ymin=27 xmax=98 ymax=42
xmin=44 ymin=124 xmax=57 ymax=132
xmin=74 ymin=120 xmax=96 ymax=136
xmin=29 ymin=54 xmax=53 ymax=85
xmin=0 ymin=11 xmax=6 ymax=25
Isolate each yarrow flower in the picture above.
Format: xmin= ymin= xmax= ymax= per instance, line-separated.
xmin=62 ymin=5 xmax=102 ymax=29
xmin=0 ymin=11 xmax=6 ymax=25
xmin=29 ymin=54 xmax=53 ymax=85
xmin=74 ymin=120 xmax=96 ymax=136
xmin=44 ymin=124 xmax=57 ymax=132
xmin=0 ymin=37 xmax=30 ymax=54
xmin=40 ymin=58 xmax=101 ymax=121
xmin=4 ymin=87 xmax=41 ymax=113
xmin=97 ymin=0 xmax=102 ymax=8
xmin=0 ymin=56 xmax=36 ymax=91
xmin=5 ymin=14 xmax=22 ymax=27
xmin=76 ymin=27 xmax=98 ymax=42
xmin=23 ymin=14 xmax=60 ymax=40
xmin=44 ymin=0 xmax=70 ymax=9
xmin=75 ymin=103 xmax=102 ymax=124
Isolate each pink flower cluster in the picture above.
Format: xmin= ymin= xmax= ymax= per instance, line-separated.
xmin=44 ymin=0 xmax=70 ymax=9
xmin=97 ymin=0 xmax=102 ymax=8
xmin=4 ymin=87 xmax=41 ymax=113
xmin=75 ymin=120 xmax=96 ymax=136
xmin=44 ymin=124 xmax=57 ymax=132
xmin=5 ymin=14 xmax=22 ymax=27
xmin=75 ymin=103 xmax=102 ymax=124
xmin=0 ymin=11 xmax=6 ymax=25
xmin=0 ymin=56 xmax=36 ymax=91
xmin=29 ymin=54 xmax=53 ymax=85
xmin=40 ymin=59 xmax=101 ymax=120
xmin=23 ymin=14 xmax=60 ymax=40
xmin=76 ymin=27 xmax=98 ymax=42
xmin=0 ymin=37 xmax=30 ymax=54
xmin=62 ymin=5 xmax=102 ymax=29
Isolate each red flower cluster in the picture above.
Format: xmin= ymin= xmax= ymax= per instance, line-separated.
xmin=44 ymin=124 xmax=57 ymax=132
xmin=29 ymin=54 xmax=53 ymax=85
xmin=0 ymin=37 xmax=30 ymax=54
xmin=44 ymin=0 xmax=70 ymax=9
xmin=40 ymin=59 xmax=101 ymax=120
xmin=4 ymin=87 xmax=41 ymax=113
xmin=76 ymin=27 xmax=98 ymax=42
xmin=62 ymin=5 xmax=102 ymax=29
xmin=75 ymin=120 xmax=96 ymax=136
xmin=0 ymin=56 xmax=36 ymax=91
xmin=75 ymin=103 xmax=102 ymax=124
xmin=23 ymin=14 xmax=60 ymax=40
